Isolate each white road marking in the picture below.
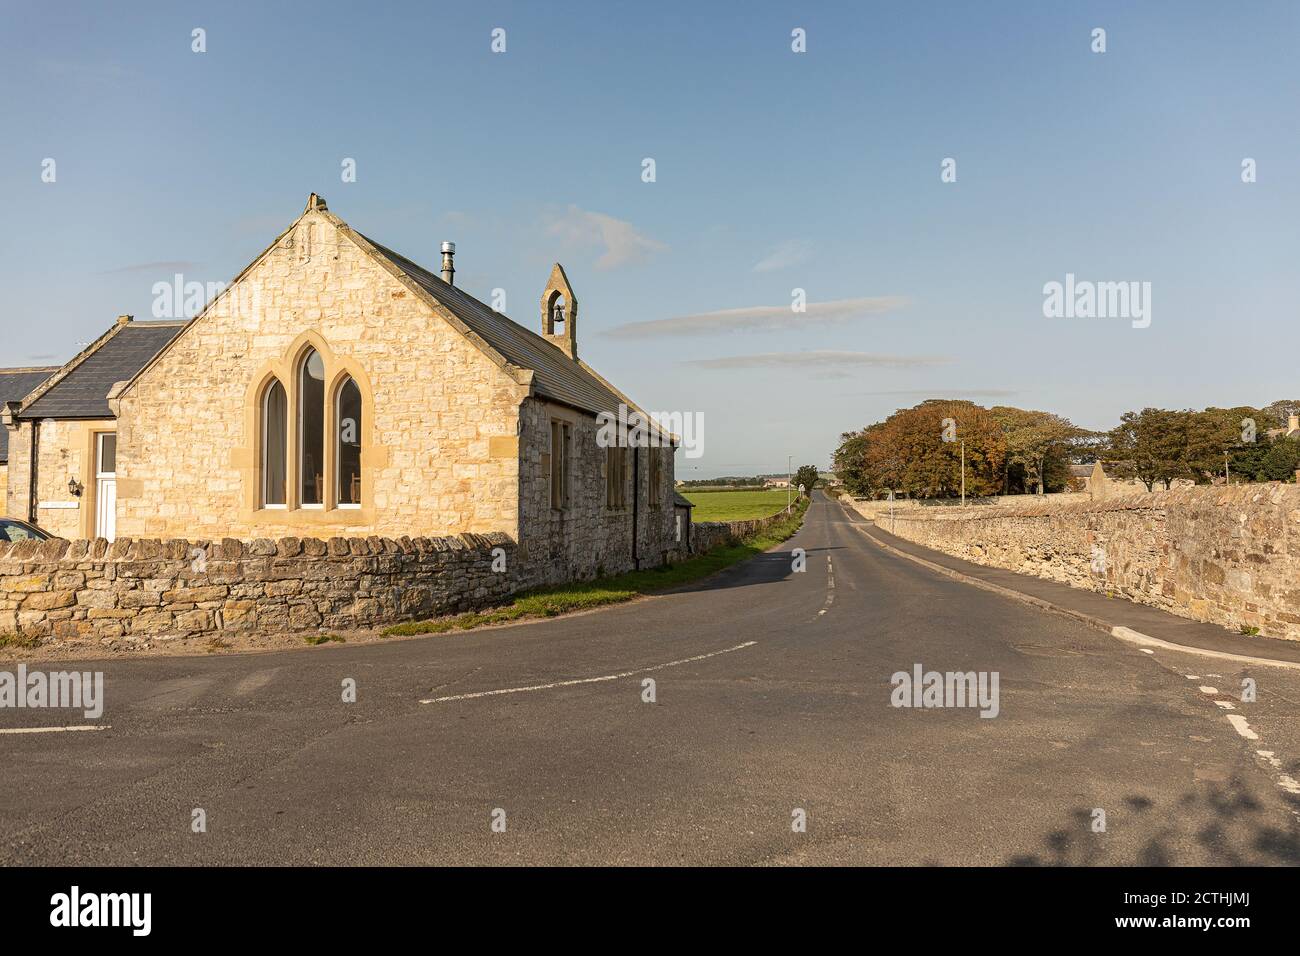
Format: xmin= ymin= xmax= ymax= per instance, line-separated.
xmin=1199 ymin=686 xmax=1219 ymax=695
xmin=1226 ymin=715 xmax=1259 ymax=740
xmin=1251 ymin=751 xmax=1300 ymax=795
xmin=1214 ymin=700 xmax=1235 ymax=710
xmin=1111 ymin=626 xmax=1300 ymax=671
xmin=420 ymin=641 xmax=758 ymax=704
xmin=1185 ymin=675 xmax=1200 ymax=680
xmin=1140 ymin=648 xmax=1154 ymax=654
xmin=0 ymin=725 xmax=110 ymax=735
xmin=818 ymin=554 xmax=834 ymax=617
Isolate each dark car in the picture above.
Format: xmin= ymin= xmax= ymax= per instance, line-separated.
xmin=0 ymin=517 xmax=51 ymax=542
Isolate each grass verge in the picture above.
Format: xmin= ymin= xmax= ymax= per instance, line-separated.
xmin=384 ymin=498 xmax=810 ymax=637
xmin=304 ymin=633 xmax=347 ymax=645
xmin=0 ymin=632 xmax=41 ymax=651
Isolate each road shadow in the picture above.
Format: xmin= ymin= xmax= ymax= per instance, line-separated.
xmin=665 ymin=548 xmax=802 ymax=595
xmin=1006 ymin=775 xmax=1300 ymax=865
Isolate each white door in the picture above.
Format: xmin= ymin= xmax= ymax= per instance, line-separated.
xmin=95 ymin=433 xmax=117 ymax=541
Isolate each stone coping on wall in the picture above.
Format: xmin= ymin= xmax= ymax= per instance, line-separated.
xmin=856 ymin=483 xmax=1300 ymax=520
xmin=0 ymin=532 xmax=515 ymax=564
xmin=0 ymin=532 xmax=518 ymax=643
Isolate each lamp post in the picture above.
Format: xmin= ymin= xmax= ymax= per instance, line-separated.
xmin=960 ymin=439 xmax=966 ymax=507
xmin=786 ymin=455 xmax=792 ymax=513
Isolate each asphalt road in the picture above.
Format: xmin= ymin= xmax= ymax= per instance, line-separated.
xmin=3 ymin=492 xmax=1299 ymax=865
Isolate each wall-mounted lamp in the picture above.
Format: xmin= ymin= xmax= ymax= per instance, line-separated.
xmin=68 ymin=477 xmax=84 ymax=498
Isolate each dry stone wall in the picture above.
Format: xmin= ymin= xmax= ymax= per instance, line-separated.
xmin=0 ymin=532 xmax=516 ymax=644
xmin=853 ymin=485 xmax=1300 ymax=641
xmin=691 ymin=508 xmax=795 ymax=554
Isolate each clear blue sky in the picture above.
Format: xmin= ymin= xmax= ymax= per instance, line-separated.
xmin=3 ymin=1 xmax=1298 ymax=477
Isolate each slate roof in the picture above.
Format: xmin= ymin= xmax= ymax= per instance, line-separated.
xmin=0 ymin=367 xmax=59 ymax=462
xmin=20 ymin=322 xmax=186 ymax=421
xmin=110 ymin=197 xmax=673 ymax=444
xmin=673 ymin=491 xmax=695 ymax=509
xmin=361 ymin=235 xmax=632 ymax=418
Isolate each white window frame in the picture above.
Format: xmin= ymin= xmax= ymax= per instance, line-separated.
xmin=337 ymin=377 xmax=362 ymax=510
xmin=298 ymin=351 xmax=325 ymax=510
xmin=262 ymin=381 xmax=288 ymax=510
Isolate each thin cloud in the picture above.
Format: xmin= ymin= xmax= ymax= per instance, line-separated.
xmin=753 ymin=239 xmax=813 ymax=273
xmin=546 ymin=205 xmax=667 ymax=270
xmin=685 ymin=350 xmax=949 ymax=371
xmin=605 ymin=296 xmax=908 ymax=339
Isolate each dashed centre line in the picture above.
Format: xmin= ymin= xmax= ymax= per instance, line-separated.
xmin=818 ymin=554 xmax=835 ymax=617
xmin=1226 ymin=714 xmax=1259 ymax=741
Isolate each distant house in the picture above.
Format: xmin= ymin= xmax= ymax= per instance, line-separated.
xmin=1265 ymin=412 xmax=1300 ymax=440
xmin=0 ymin=366 xmax=60 ymax=508
xmin=1065 ymin=461 xmax=1105 ymax=494
xmin=2 ymin=316 xmax=185 ymax=538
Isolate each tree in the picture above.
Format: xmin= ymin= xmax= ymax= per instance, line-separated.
xmin=1260 ymin=399 xmax=1300 ymax=431
xmin=992 ymin=407 xmax=1091 ymax=495
xmin=793 ymin=465 xmax=819 ymax=496
xmin=1183 ymin=407 xmax=1264 ymax=484
xmin=1107 ymin=408 xmax=1188 ymax=490
xmin=1260 ymin=436 xmax=1300 ymax=481
xmin=833 ymin=430 xmax=873 ymax=496
xmin=833 ymin=400 xmax=1006 ymax=499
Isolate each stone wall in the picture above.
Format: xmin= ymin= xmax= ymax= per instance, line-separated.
xmin=854 ymin=485 xmax=1300 ymax=641
xmin=519 ymin=397 xmax=677 ymax=584
xmin=692 ymin=507 xmax=797 ymax=555
xmin=0 ymin=532 xmax=516 ymax=644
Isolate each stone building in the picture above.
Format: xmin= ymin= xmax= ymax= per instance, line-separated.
xmin=1265 ymin=412 xmax=1300 ymax=440
xmin=4 ymin=195 xmax=678 ymax=585
xmin=0 ymin=365 xmax=59 ymax=507
xmin=3 ymin=319 xmax=183 ymax=538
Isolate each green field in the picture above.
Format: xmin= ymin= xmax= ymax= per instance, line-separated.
xmin=681 ymin=488 xmax=795 ymax=521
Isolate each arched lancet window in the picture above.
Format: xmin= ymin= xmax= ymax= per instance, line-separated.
xmin=299 ymin=349 xmax=326 ymax=506
xmin=262 ymin=380 xmax=288 ymax=507
xmin=337 ymin=376 xmax=362 ymax=507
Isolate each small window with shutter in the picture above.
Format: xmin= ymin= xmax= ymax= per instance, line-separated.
xmin=649 ymin=450 xmax=662 ymax=507
xmin=550 ymin=420 xmax=569 ymax=509
xmin=606 ymin=446 xmax=627 ymax=509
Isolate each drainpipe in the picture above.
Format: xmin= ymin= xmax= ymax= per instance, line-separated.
xmin=28 ymin=419 xmax=40 ymax=524
xmin=631 ymin=447 xmax=640 ymax=570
